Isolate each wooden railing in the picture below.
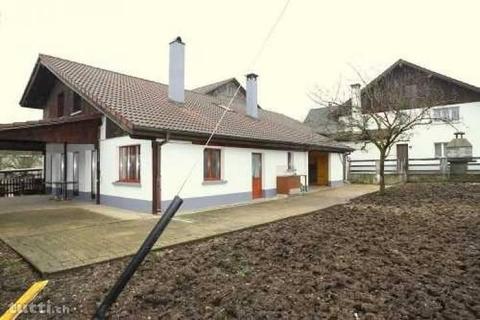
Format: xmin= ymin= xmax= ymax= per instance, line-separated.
xmin=348 ymin=157 xmax=480 ymax=175
xmin=0 ymin=168 xmax=44 ymax=197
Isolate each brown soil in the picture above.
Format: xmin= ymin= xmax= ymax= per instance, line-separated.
xmin=1 ymin=183 xmax=480 ymax=319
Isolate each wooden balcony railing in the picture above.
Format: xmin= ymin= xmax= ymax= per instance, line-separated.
xmin=0 ymin=168 xmax=44 ymax=197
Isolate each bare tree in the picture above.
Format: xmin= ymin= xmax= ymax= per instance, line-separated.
xmin=0 ymin=151 xmax=43 ymax=170
xmin=311 ymin=67 xmax=447 ymax=194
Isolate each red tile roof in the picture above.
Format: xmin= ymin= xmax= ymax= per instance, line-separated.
xmin=34 ymin=54 xmax=349 ymax=151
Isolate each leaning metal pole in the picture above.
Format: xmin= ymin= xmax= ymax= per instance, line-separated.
xmin=93 ymin=196 xmax=184 ymax=319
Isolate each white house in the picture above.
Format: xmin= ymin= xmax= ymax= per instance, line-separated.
xmin=0 ymin=37 xmax=349 ymax=214
xmin=304 ymin=59 xmax=480 ymax=174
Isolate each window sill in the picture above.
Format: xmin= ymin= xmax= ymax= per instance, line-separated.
xmin=113 ymin=181 xmax=141 ymax=187
xmin=202 ymin=180 xmax=227 ymax=185
xmin=70 ymin=110 xmax=83 ymax=116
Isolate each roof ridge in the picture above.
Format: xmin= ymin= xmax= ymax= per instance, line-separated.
xmin=38 ymin=54 xmax=261 ymax=111
xmin=39 ymin=54 xmax=240 ymax=97
xmin=397 ymin=59 xmax=480 ymax=92
xmin=193 ymin=77 xmax=240 ymax=92
xmin=38 ymin=54 xmax=170 ymax=89
xmin=366 ymin=58 xmax=480 ymax=93
xmin=28 ymin=53 xmax=349 ymax=151
xmin=39 ymin=54 xmax=258 ymax=111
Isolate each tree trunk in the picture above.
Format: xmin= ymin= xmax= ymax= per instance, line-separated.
xmin=379 ymin=149 xmax=386 ymax=194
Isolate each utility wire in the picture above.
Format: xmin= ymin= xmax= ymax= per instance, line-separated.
xmin=175 ymin=0 xmax=292 ymax=197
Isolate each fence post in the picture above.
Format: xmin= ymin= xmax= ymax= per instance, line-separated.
xmin=440 ymin=157 xmax=448 ymax=175
xmin=375 ymin=160 xmax=381 ymax=184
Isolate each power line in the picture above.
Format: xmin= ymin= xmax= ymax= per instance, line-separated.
xmin=175 ymin=0 xmax=292 ymax=197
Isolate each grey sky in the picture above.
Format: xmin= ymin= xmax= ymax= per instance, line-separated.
xmin=1 ymin=0 xmax=479 ymax=123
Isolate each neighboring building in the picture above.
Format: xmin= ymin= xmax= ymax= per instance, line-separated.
xmin=0 ymin=37 xmax=349 ymax=213
xmin=304 ymin=59 xmax=480 ymax=166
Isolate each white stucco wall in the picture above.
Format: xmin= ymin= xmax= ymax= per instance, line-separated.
xmin=160 ymin=140 xmax=309 ymax=205
xmin=99 ymin=135 xmax=152 ymax=202
xmin=45 ymin=143 xmax=94 ymax=194
xmin=347 ymin=102 xmax=480 ymax=160
xmin=328 ymin=152 xmax=344 ymax=185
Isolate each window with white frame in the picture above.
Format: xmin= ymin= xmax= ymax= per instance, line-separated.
xmin=434 ymin=142 xmax=448 ymax=158
xmin=432 ymin=106 xmax=460 ymax=122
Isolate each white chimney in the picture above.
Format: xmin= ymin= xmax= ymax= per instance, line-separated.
xmin=350 ymin=83 xmax=362 ymax=121
xmin=169 ymin=36 xmax=185 ymax=104
xmin=246 ymin=73 xmax=258 ymax=118
xmin=350 ymin=83 xmax=361 ymax=108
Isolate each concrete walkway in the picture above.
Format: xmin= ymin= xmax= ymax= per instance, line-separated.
xmin=0 ymin=184 xmax=377 ymax=274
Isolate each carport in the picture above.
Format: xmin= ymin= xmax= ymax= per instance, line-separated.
xmin=0 ymin=114 xmax=102 ymax=201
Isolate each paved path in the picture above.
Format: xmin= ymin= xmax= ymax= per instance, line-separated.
xmin=0 ymin=184 xmax=377 ymax=273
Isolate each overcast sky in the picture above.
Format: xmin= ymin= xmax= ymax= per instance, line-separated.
xmin=1 ymin=0 xmax=479 ymax=123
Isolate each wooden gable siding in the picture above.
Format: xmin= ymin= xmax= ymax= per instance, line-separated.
xmin=43 ymin=79 xmax=99 ymax=119
xmin=361 ymin=64 xmax=480 ymax=112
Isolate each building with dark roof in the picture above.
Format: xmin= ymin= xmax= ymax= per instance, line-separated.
xmin=304 ymin=59 xmax=480 ymax=181
xmin=0 ymin=37 xmax=350 ymax=213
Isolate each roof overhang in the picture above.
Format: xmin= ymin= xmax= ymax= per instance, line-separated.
xmin=130 ymin=125 xmax=352 ymax=153
xmin=20 ymin=59 xmax=57 ymax=109
xmin=0 ymin=114 xmax=102 ymax=145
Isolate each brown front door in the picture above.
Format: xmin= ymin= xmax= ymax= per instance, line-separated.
xmin=252 ymin=153 xmax=263 ymax=199
xmin=316 ymin=153 xmax=329 ymax=186
xmin=396 ymin=144 xmax=409 ymax=174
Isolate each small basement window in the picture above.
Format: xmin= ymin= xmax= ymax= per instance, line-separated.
xmin=72 ymin=92 xmax=82 ymax=113
xmin=119 ymin=145 xmax=141 ymax=183
xmin=204 ymin=148 xmax=221 ymax=181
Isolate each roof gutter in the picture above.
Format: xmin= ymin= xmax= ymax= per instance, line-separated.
xmin=130 ymin=124 xmax=351 ymax=153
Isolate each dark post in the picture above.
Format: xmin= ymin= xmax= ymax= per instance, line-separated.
xmin=93 ymin=196 xmax=183 ymax=320
xmin=63 ymin=142 xmax=67 ymax=200
xmin=95 ymin=142 xmax=100 ymax=205
xmin=42 ymin=147 xmax=47 ymax=194
xmin=152 ymin=140 xmax=158 ymax=214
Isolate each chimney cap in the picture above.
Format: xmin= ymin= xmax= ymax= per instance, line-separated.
xmin=170 ymin=36 xmax=185 ymax=45
xmin=350 ymin=83 xmax=361 ymax=89
xmin=246 ymin=73 xmax=259 ymax=79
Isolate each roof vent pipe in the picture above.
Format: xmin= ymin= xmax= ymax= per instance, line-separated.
xmin=246 ymin=73 xmax=258 ymax=118
xmin=169 ymin=36 xmax=185 ymax=104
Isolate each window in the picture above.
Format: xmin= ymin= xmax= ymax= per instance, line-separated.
xmin=433 ymin=107 xmax=460 ymax=122
xmin=119 ymin=145 xmax=140 ymax=182
xmin=434 ymin=142 xmax=448 ymax=158
xmin=287 ymin=152 xmax=294 ymax=171
xmin=57 ymin=92 xmax=65 ymax=117
xmin=72 ymin=92 xmax=82 ymax=113
xmin=204 ymin=148 xmax=221 ymax=181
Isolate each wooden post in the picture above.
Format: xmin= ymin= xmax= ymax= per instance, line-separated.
xmin=151 ymin=140 xmax=160 ymax=214
xmin=95 ymin=142 xmax=100 ymax=205
xmin=42 ymin=147 xmax=47 ymax=194
xmin=63 ymin=142 xmax=67 ymax=200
